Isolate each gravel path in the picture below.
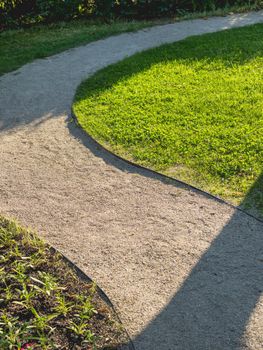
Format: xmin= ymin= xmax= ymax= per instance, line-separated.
xmin=1 ymin=11 xmax=263 ymax=350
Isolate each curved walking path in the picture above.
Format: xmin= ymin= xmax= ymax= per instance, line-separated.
xmin=1 ymin=11 xmax=263 ymax=349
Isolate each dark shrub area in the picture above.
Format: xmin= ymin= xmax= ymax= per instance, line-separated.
xmin=0 ymin=0 xmax=90 ymax=28
xmin=0 ymin=0 xmax=262 ymax=30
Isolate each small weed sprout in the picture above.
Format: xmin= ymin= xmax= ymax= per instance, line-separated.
xmin=68 ymin=320 xmax=94 ymax=343
xmin=14 ymin=283 xmax=36 ymax=309
xmin=77 ymin=296 xmax=97 ymax=321
xmin=53 ymin=294 xmax=73 ymax=317
xmin=30 ymin=272 xmax=65 ymax=296
xmin=30 ymin=307 xmax=57 ymax=332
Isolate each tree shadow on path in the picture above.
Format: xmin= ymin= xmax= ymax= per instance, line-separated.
xmin=70 ymin=108 xmax=263 ymax=348
xmin=69 ymin=25 xmax=263 ymax=349
xmin=132 ymin=173 xmax=263 ymax=350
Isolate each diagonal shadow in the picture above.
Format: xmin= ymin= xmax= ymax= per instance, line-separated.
xmin=132 ymin=173 xmax=263 ymax=349
xmin=69 ymin=24 xmax=263 ymax=349
xmin=69 ymin=108 xmax=263 ymax=349
xmin=69 ymin=101 xmax=263 ymax=348
xmin=69 ymin=111 xmax=263 ymax=348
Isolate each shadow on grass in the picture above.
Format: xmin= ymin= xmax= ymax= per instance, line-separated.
xmin=74 ymin=23 xmax=263 ymax=102
xmin=241 ymin=174 xmax=263 ymax=219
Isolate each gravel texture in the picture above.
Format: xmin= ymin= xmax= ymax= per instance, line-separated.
xmin=0 ymin=11 xmax=263 ymax=350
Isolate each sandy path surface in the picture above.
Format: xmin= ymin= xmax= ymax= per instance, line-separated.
xmin=1 ymin=11 xmax=263 ymax=350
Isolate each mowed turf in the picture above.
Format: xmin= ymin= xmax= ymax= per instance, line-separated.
xmin=73 ymin=24 xmax=263 ymax=215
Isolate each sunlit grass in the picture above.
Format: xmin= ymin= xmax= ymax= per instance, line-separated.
xmin=73 ymin=24 xmax=263 ymax=215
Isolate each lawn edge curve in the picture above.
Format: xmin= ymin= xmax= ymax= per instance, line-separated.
xmin=71 ymin=108 xmax=263 ymax=225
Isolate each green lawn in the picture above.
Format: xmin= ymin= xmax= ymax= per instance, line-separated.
xmin=73 ymin=24 xmax=263 ymax=216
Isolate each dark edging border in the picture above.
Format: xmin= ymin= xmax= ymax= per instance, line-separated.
xmin=51 ymin=246 xmax=135 ymax=350
xmin=71 ymin=108 xmax=263 ymax=225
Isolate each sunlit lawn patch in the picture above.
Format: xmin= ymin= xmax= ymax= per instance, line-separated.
xmin=73 ymin=24 xmax=263 ymax=216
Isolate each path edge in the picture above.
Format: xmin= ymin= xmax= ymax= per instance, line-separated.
xmin=58 ymin=249 xmax=135 ymax=350
xmin=71 ymin=108 xmax=263 ymax=225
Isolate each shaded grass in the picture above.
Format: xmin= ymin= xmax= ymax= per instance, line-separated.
xmin=0 ymin=19 xmax=156 ymax=76
xmin=73 ymin=24 xmax=263 ymax=216
xmin=1 ymin=4 xmax=262 ymax=76
xmin=0 ymin=216 xmax=127 ymax=349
